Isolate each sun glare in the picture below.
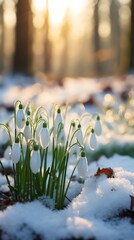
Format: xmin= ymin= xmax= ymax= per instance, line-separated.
xmin=32 ymin=0 xmax=46 ymax=13
xmin=32 ymin=0 xmax=87 ymax=27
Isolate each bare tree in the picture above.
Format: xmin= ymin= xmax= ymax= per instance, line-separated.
xmin=44 ymin=0 xmax=51 ymax=73
xmin=59 ymin=9 xmax=70 ymax=77
xmin=0 ymin=1 xmax=4 ymax=73
xmin=93 ymin=0 xmax=101 ymax=76
xmin=13 ymin=0 xmax=33 ymax=75
xmin=110 ymin=0 xmax=120 ymax=74
xmin=129 ymin=0 xmax=134 ymax=71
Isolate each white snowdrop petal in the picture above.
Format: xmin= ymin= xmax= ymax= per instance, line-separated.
xmin=1 ymin=130 xmax=9 ymax=144
xmin=16 ymin=109 xmax=25 ymax=129
xmin=40 ymin=128 xmax=50 ymax=149
xmin=77 ymin=157 xmax=88 ymax=179
xmin=35 ymin=122 xmax=43 ymax=142
xmin=30 ymin=151 xmax=41 ymax=174
xmin=4 ymin=146 xmax=11 ymax=160
xmin=69 ymin=137 xmax=81 ymax=156
xmin=55 ymin=113 xmax=63 ymax=129
xmin=11 ymin=143 xmax=21 ymax=164
xmin=76 ymin=129 xmax=83 ymax=143
xmin=24 ymin=125 xmax=32 ymax=140
xmin=90 ymin=133 xmax=98 ymax=150
xmin=95 ymin=120 xmax=102 ymax=136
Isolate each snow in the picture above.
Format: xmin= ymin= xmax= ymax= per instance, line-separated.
xmin=0 ymin=154 xmax=134 ymax=240
xmin=0 ymin=75 xmax=134 ymax=239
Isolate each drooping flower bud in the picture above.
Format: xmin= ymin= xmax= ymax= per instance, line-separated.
xmin=69 ymin=142 xmax=81 ymax=156
xmin=1 ymin=129 xmax=9 ymax=144
xmin=40 ymin=122 xmax=50 ymax=149
xmin=11 ymin=138 xmax=21 ymax=164
xmin=77 ymin=151 xmax=88 ymax=179
xmin=89 ymin=129 xmax=98 ymax=150
xmin=16 ymin=103 xmax=25 ymax=129
xmin=24 ymin=120 xmax=32 ymax=141
xmin=30 ymin=145 xmax=41 ymax=174
xmin=55 ymin=108 xmax=63 ymax=130
xmin=94 ymin=116 xmax=102 ymax=136
xmin=76 ymin=124 xmax=83 ymax=144
xmin=35 ymin=121 xmax=43 ymax=143
xmin=4 ymin=146 xmax=11 ymax=161
xmin=69 ymin=122 xmax=81 ymax=156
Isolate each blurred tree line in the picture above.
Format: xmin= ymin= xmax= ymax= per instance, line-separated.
xmin=0 ymin=0 xmax=133 ymax=77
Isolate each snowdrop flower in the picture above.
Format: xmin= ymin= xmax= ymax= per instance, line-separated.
xmin=71 ymin=121 xmax=76 ymax=131
xmin=30 ymin=145 xmax=41 ymax=174
xmin=35 ymin=121 xmax=43 ymax=142
xmin=70 ymin=142 xmax=81 ymax=156
xmin=1 ymin=129 xmax=9 ymax=144
xmin=4 ymin=146 xmax=11 ymax=160
xmin=11 ymin=138 xmax=21 ymax=164
xmin=69 ymin=122 xmax=82 ymax=156
xmin=40 ymin=122 xmax=50 ymax=149
xmin=94 ymin=116 xmax=102 ymax=136
xmin=89 ymin=129 xmax=98 ymax=150
xmin=24 ymin=120 xmax=32 ymax=141
xmin=77 ymin=151 xmax=88 ymax=179
xmin=55 ymin=108 xmax=63 ymax=130
xmin=16 ymin=103 xmax=25 ymax=129
xmin=76 ymin=124 xmax=83 ymax=144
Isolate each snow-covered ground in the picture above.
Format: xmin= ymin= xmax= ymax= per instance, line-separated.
xmin=0 ymin=154 xmax=134 ymax=240
xmin=0 ymin=75 xmax=134 ymax=239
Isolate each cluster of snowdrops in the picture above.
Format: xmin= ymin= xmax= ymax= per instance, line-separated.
xmin=0 ymin=101 xmax=102 ymax=209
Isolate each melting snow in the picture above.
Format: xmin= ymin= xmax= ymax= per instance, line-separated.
xmin=0 ymin=154 xmax=134 ymax=240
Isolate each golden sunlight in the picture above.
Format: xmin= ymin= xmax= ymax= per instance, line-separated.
xmin=32 ymin=0 xmax=86 ymax=27
xmin=3 ymin=0 xmax=16 ymax=28
xmin=32 ymin=0 xmax=46 ymax=13
xmin=4 ymin=9 xmax=16 ymax=28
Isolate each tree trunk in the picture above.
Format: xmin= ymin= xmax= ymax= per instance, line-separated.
xmin=13 ymin=0 xmax=33 ymax=75
xmin=0 ymin=2 xmax=4 ymax=73
xmin=129 ymin=0 xmax=134 ymax=71
xmin=93 ymin=0 xmax=101 ymax=76
xmin=110 ymin=0 xmax=120 ymax=74
xmin=44 ymin=0 xmax=51 ymax=73
xmin=59 ymin=10 xmax=70 ymax=77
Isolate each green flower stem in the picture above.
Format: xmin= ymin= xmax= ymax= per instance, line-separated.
xmin=33 ymin=106 xmax=48 ymax=123
xmin=12 ymin=163 xmax=17 ymax=201
xmin=22 ymin=146 xmax=30 ymax=199
xmin=42 ymin=147 xmax=48 ymax=194
xmin=58 ymin=153 xmax=69 ymax=209
xmin=68 ymin=128 xmax=80 ymax=148
xmin=64 ymin=159 xmax=79 ymax=200
xmin=14 ymin=100 xmax=21 ymax=138
xmin=0 ymin=160 xmax=14 ymax=196
xmin=40 ymin=148 xmax=45 ymax=178
xmin=42 ymin=167 xmax=49 ymax=195
xmin=84 ymin=125 xmax=92 ymax=143
xmin=36 ymin=173 xmax=42 ymax=196
xmin=46 ymin=137 xmax=55 ymax=196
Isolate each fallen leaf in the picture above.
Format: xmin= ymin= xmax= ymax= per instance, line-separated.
xmin=118 ymin=209 xmax=134 ymax=224
xmin=130 ymin=195 xmax=134 ymax=211
xmin=95 ymin=167 xmax=114 ymax=178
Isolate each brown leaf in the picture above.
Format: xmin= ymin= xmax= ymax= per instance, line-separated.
xmin=118 ymin=209 xmax=134 ymax=224
xmin=95 ymin=167 xmax=114 ymax=178
xmin=130 ymin=195 xmax=134 ymax=211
